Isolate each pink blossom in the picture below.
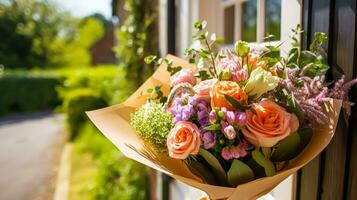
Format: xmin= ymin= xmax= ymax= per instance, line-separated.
xmin=221 ymin=141 xmax=249 ymax=160
xmin=170 ymin=69 xmax=197 ymax=87
xmin=209 ymin=110 xmax=217 ymax=124
xmin=201 ymin=132 xmax=216 ymax=149
xmin=232 ymin=69 xmax=248 ymax=82
xmin=235 ymin=112 xmax=247 ymax=126
xmin=193 ymin=78 xmax=217 ymax=101
xmin=217 ymin=49 xmax=242 ymax=72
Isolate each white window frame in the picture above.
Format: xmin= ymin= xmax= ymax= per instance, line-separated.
xmin=221 ymin=0 xmax=269 ymax=44
xmin=220 ymin=0 xmax=301 ymax=56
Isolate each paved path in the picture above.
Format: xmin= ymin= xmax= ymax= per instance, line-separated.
xmin=0 ymin=112 xmax=64 ymax=200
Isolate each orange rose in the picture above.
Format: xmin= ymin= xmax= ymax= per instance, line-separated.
xmin=247 ymin=53 xmax=266 ymax=70
xmin=242 ymin=100 xmax=299 ymax=147
xmin=167 ymin=121 xmax=201 ymax=159
xmin=210 ymin=81 xmax=248 ymax=110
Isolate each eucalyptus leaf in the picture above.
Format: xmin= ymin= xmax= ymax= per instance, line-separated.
xmin=271 ymin=132 xmax=301 ymax=162
xmin=224 ymin=94 xmax=246 ymax=110
xmin=199 ymin=148 xmax=227 ymax=185
xmin=247 ymin=150 xmax=276 ymax=178
xmin=309 ymin=32 xmax=328 ymax=53
xmin=187 ymin=160 xmax=216 ymax=185
xmin=144 ymin=55 xmax=156 ymax=64
xmin=297 ymin=127 xmax=313 ymax=151
xmin=227 ymin=159 xmax=255 ymax=187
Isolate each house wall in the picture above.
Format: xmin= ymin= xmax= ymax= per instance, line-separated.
xmin=90 ymin=28 xmax=116 ymax=65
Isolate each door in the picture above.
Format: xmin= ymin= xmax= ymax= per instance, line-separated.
xmin=296 ymin=0 xmax=357 ymax=199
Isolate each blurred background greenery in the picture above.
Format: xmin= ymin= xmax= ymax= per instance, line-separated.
xmin=0 ymin=0 xmax=158 ymax=199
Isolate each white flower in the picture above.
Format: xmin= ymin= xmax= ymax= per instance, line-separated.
xmin=244 ymin=67 xmax=279 ymax=98
xmin=223 ymin=125 xmax=236 ymax=140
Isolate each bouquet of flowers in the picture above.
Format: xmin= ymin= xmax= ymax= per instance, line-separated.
xmin=87 ymin=22 xmax=356 ymax=199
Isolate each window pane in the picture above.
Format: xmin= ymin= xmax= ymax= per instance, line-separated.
xmin=265 ymin=0 xmax=281 ymax=40
xmin=241 ymin=0 xmax=257 ymax=42
xmin=224 ymin=5 xmax=235 ymax=44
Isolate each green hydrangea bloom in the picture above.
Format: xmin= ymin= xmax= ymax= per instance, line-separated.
xmin=130 ymin=101 xmax=174 ymax=151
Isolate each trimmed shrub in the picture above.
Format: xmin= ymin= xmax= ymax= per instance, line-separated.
xmin=95 ymin=150 xmax=149 ymax=200
xmin=63 ymin=88 xmax=107 ymax=138
xmin=74 ymin=122 xmax=150 ymax=200
xmin=56 ymin=66 xmax=128 ymax=105
xmin=0 ymin=73 xmax=60 ymax=115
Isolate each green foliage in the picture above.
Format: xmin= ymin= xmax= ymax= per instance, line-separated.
xmin=145 ymin=56 xmax=182 ymax=76
xmin=131 ymin=101 xmax=173 ymax=151
xmin=199 ymin=148 xmax=227 ymax=185
xmin=0 ymin=65 xmax=124 ymax=116
xmin=0 ymin=0 xmax=76 ymax=68
xmin=63 ymin=88 xmax=107 ymax=138
xmin=185 ymin=21 xmax=223 ymax=79
xmin=146 ymin=85 xmax=167 ymax=104
xmin=95 ymin=151 xmax=149 ymax=200
xmin=186 ymin=160 xmax=216 ymax=185
xmin=247 ymin=150 xmax=276 ymax=178
xmin=271 ymin=132 xmax=301 ymax=162
xmin=286 ymin=25 xmax=329 ymax=77
xmin=224 ymin=94 xmax=247 ymax=110
xmin=0 ymin=0 xmax=107 ymax=68
xmin=72 ymin=123 xmax=149 ymax=200
xmin=234 ymin=40 xmax=250 ymax=57
xmin=309 ymin=32 xmax=328 ymax=53
xmin=114 ymin=0 xmax=158 ymax=92
xmin=0 ymin=72 xmax=60 ymax=115
xmin=227 ymin=159 xmax=255 ymax=186
xmin=56 ymin=66 xmax=127 ymax=105
xmin=84 ymin=13 xmax=112 ymax=30
xmin=53 ymin=17 xmax=105 ymax=66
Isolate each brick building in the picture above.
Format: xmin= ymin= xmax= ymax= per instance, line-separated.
xmin=90 ymin=0 xmax=128 ymax=65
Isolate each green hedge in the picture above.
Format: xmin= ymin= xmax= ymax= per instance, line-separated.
xmin=0 ymin=73 xmax=61 ymax=115
xmin=55 ymin=66 xmax=128 ymax=105
xmin=63 ymin=88 xmax=107 ymax=139
xmin=0 ymin=65 xmax=126 ymax=116
xmin=75 ymin=123 xmax=150 ymax=200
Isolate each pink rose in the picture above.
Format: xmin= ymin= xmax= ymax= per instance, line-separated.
xmin=242 ymin=100 xmax=300 ymax=147
xmin=170 ymin=69 xmax=197 ymax=87
xmin=193 ymin=78 xmax=217 ymax=100
xmin=167 ymin=121 xmax=201 ymax=159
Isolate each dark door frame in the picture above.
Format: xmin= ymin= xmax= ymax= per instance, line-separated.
xmin=162 ymin=0 xmax=357 ymax=199
xmin=297 ymin=0 xmax=357 ymax=199
xmin=162 ymin=1 xmax=176 ymax=200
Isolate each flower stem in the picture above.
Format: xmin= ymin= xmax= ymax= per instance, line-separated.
xmin=205 ymin=39 xmax=218 ymax=78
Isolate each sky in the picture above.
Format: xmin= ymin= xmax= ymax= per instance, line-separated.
xmin=56 ymin=0 xmax=112 ymax=19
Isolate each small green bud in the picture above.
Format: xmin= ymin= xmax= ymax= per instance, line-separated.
xmin=218 ymin=110 xmax=225 ymax=120
xmin=235 ymin=40 xmax=250 ymax=57
xmin=219 ymin=139 xmax=225 ymax=145
xmin=220 ymin=69 xmax=232 ymax=81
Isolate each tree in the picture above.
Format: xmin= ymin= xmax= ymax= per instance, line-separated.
xmin=84 ymin=13 xmax=111 ymax=31
xmin=0 ymin=0 xmax=75 ymax=68
xmin=55 ymin=17 xmax=105 ymax=66
xmin=114 ymin=0 xmax=158 ymax=92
